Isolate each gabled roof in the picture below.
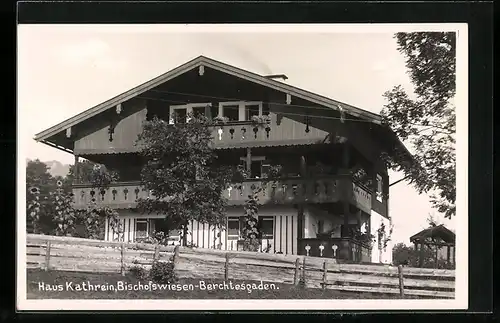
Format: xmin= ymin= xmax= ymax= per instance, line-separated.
xmin=34 ymin=55 xmax=384 ymax=142
xmin=409 ymin=224 xmax=456 ymax=244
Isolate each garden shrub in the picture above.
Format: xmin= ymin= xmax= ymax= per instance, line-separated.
xmin=128 ymin=264 xmax=149 ymax=281
xmin=149 ymin=261 xmax=177 ymax=284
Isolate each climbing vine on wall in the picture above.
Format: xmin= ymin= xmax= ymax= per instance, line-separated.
xmin=240 ymin=164 xmax=282 ymax=252
xmin=376 ymin=219 xmax=394 ymax=252
xmin=241 ymin=184 xmax=262 ymax=252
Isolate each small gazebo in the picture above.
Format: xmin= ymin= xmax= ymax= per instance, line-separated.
xmin=409 ymin=224 xmax=456 ymax=269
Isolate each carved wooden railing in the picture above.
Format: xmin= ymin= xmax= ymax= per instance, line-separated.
xmin=210 ymin=121 xmax=272 ymax=148
xmin=72 ymin=176 xmax=372 ymax=211
xmin=297 ymin=237 xmax=372 ymax=263
xmin=73 ymin=177 xmax=347 ymax=209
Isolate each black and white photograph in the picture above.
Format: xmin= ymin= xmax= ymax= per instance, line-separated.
xmin=17 ymin=23 xmax=468 ymax=311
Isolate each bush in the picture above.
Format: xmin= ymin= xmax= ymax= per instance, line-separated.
xmin=149 ymin=261 xmax=176 ymax=284
xmin=128 ymin=264 xmax=149 ymax=281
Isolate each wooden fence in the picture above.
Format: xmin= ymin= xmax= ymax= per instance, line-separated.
xmin=26 ymin=234 xmax=455 ymax=299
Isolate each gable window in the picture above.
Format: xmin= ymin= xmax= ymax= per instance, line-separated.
xmin=135 ymin=219 xmax=149 ymax=239
xmin=376 ymin=174 xmax=383 ymax=202
xmin=219 ymin=101 xmax=265 ymax=122
xmin=192 ymin=105 xmax=219 ymax=120
xmin=169 ymin=103 xmax=211 ymax=124
xmin=170 ymin=107 xmax=187 ymax=124
xmin=259 ymin=216 xmax=274 ymax=239
xmin=244 ymin=102 xmax=265 ymax=121
xmin=245 ymin=104 xmax=260 ymax=120
xmin=221 ymin=104 xmax=240 ymax=121
xmin=227 ymin=216 xmax=242 ymax=240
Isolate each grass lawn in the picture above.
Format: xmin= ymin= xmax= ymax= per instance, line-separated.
xmin=26 ymin=269 xmax=411 ymax=299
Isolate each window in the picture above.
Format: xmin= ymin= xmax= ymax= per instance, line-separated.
xmin=192 ymin=105 xmax=219 ymax=120
xmin=262 ymin=103 xmax=270 ymax=116
xmin=317 ymin=220 xmax=324 ymax=234
xmin=135 ymin=219 xmax=149 ymax=239
xmin=239 ymin=156 xmax=267 ymax=179
xmin=150 ymin=219 xmax=181 ymax=241
xmin=222 ymin=105 xmax=239 ymax=121
xmin=169 ymin=103 xmax=212 ymax=124
xmin=259 ymin=216 xmax=274 ymax=239
xmin=227 ymin=217 xmax=241 ymax=240
xmin=245 ymin=104 xmax=260 ymax=120
xmin=261 ymin=163 xmax=271 ymax=178
xmin=219 ymin=101 xmax=264 ymax=122
xmin=168 ymin=229 xmax=181 ymax=241
xmin=170 ymin=107 xmax=187 ymax=124
xmin=376 ymin=174 xmax=383 ymax=202
xmin=250 ymin=160 xmax=262 ymax=178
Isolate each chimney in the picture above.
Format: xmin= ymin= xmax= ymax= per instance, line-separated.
xmin=264 ymin=74 xmax=288 ymax=82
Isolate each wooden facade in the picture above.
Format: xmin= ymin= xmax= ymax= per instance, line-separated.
xmin=35 ymin=56 xmax=412 ymax=264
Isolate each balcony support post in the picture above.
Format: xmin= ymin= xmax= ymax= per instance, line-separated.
xmin=300 ymin=155 xmax=307 ymax=177
xmin=246 ymin=147 xmax=252 ymax=173
xmin=341 ymin=142 xmax=351 ymax=238
xmin=74 ymin=154 xmax=80 ymax=184
xmin=297 ymin=205 xmax=304 ymax=239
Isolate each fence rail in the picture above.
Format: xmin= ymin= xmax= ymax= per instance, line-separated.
xmin=25 ymin=234 xmax=455 ymax=299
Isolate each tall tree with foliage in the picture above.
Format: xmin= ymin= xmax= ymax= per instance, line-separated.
xmin=136 ymin=113 xmax=241 ymax=241
xmin=382 ymin=32 xmax=456 ymax=218
xmin=26 ymin=159 xmax=123 ymax=239
xmin=26 ymin=159 xmax=58 ymax=233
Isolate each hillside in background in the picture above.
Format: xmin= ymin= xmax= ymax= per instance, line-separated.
xmin=26 ymin=158 xmax=71 ymax=178
xmin=45 ymin=160 xmax=71 ymax=177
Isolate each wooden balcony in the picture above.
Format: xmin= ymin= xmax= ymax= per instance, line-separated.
xmin=297 ymin=238 xmax=372 ymax=263
xmin=209 ymin=120 xmax=327 ymax=149
xmin=72 ymin=177 xmax=372 ymax=211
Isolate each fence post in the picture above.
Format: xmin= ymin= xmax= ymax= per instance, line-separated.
xmin=322 ymin=261 xmax=328 ymax=290
xmin=294 ymin=258 xmax=300 ymax=285
xmin=44 ymin=241 xmax=51 ymax=271
xmin=173 ymin=245 xmax=180 ymax=268
xmin=224 ymin=253 xmax=230 ymax=281
xmin=153 ymin=244 xmax=160 ymax=264
xmin=301 ymin=257 xmax=306 ymax=286
xmin=397 ymin=265 xmax=405 ymax=297
xmin=120 ymin=243 xmax=125 ymax=276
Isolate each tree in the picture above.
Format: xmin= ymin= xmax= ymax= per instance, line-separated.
xmin=136 ymin=113 xmax=240 ymax=241
xmin=382 ymin=32 xmax=456 ymax=218
xmin=66 ymin=159 xmax=115 ymax=186
xmin=392 ymin=242 xmax=435 ymax=267
xmin=26 ymin=159 xmax=58 ymax=233
xmin=26 ymin=159 xmax=123 ymax=239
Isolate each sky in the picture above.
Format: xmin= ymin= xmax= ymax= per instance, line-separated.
xmin=17 ymin=24 xmax=458 ymax=245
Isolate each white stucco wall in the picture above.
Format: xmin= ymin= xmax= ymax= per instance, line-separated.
xmin=303 ymin=206 xmax=369 ymax=238
xmin=370 ymin=210 xmax=393 ymax=264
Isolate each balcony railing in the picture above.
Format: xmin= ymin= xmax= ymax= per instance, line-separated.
xmin=209 ymin=120 xmax=325 ymax=148
xmin=72 ymin=177 xmax=372 ymax=211
xmin=297 ymin=237 xmax=372 ymax=263
xmin=72 ymin=177 xmax=345 ymax=209
xmin=223 ymin=177 xmax=342 ymax=205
